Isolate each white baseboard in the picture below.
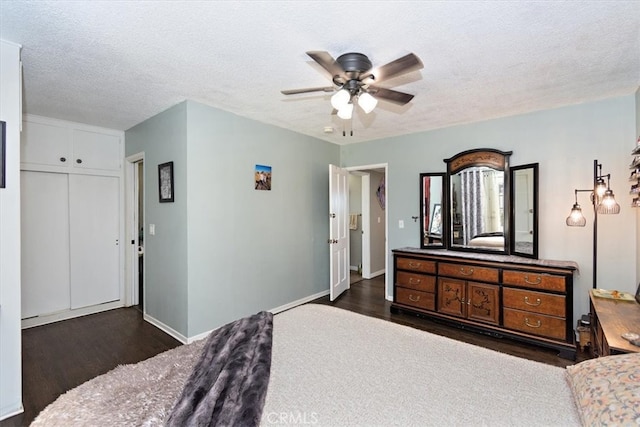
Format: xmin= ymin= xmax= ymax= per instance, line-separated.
xmin=0 ymin=404 xmax=24 ymax=422
xmin=143 ymin=314 xmax=188 ymax=344
xmin=183 ymin=289 xmax=331 ymax=344
xmin=363 ymin=268 xmax=385 ymax=280
xmin=268 ymin=289 xmax=330 ymax=314
xmin=21 ymin=300 xmax=124 ymax=329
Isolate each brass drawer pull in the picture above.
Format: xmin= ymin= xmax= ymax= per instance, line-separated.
xmin=408 ymin=294 xmax=421 ymax=302
xmin=524 ymin=296 xmax=542 ymax=306
xmin=408 ymin=262 xmax=422 ymax=269
xmin=524 ymin=318 xmax=542 ymax=328
xmin=524 ymin=275 xmax=542 ymax=285
xmin=409 ymin=277 xmax=422 ymax=285
xmin=459 ymin=267 xmax=474 ymax=276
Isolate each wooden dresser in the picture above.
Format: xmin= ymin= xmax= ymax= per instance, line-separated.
xmin=391 ymin=248 xmax=578 ymax=358
xmin=590 ymin=291 xmax=640 ymax=356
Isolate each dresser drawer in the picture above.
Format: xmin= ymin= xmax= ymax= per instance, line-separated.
xmin=503 ymin=308 xmax=566 ymax=340
xmin=439 ymin=262 xmax=499 ymax=283
xmin=396 ymin=257 xmax=436 ymax=274
xmin=396 ymin=271 xmax=436 ymax=292
xmin=503 ymin=288 xmax=565 ymax=317
xmin=502 ymin=270 xmax=566 ymax=292
xmin=395 ymin=287 xmax=435 ymax=311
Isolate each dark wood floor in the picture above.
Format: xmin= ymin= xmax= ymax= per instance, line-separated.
xmin=2 ymin=275 xmax=585 ymax=426
xmin=0 ymin=307 xmax=181 ymax=427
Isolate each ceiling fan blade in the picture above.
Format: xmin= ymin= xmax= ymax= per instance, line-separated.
xmin=369 ymin=53 xmax=423 ymax=84
xmin=281 ymin=86 xmax=335 ymax=95
xmin=368 ymin=86 xmax=415 ymax=105
xmin=306 ymin=51 xmax=346 ymax=80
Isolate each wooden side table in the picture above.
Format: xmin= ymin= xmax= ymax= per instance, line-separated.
xmin=590 ymin=291 xmax=640 ymax=356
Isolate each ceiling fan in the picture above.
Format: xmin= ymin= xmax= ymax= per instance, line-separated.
xmin=281 ymin=51 xmax=424 ymax=120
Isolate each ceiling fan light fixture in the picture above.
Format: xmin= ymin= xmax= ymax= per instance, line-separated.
xmin=337 ymin=103 xmax=354 ymax=120
xmin=358 ymin=92 xmax=378 ymax=114
xmin=330 ymin=89 xmax=350 ymax=110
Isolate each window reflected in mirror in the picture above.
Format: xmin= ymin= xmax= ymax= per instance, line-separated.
xmin=420 ymin=173 xmax=445 ymax=248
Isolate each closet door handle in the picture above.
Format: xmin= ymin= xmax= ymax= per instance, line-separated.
xmin=76 ymin=158 xmax=83 ymax=164
xmin=60 ymin=157 xmax=66 ymax=162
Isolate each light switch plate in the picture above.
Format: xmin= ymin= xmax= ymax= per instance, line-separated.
xmin=149 ymin=224 xmax=156 ymax=235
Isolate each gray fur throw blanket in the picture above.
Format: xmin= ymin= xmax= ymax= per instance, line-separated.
xmin=166 ymin=311 xmax=273 ymax=427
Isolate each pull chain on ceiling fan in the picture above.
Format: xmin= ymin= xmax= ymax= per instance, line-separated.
xmin=282 ymin=51 xmax=424 ymax=120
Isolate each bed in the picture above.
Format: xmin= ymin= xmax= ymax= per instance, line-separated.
xmin=468 ymin=231 xmax=505 ymax=249
xmin=30 ymin=304 xmax=639 ymax=426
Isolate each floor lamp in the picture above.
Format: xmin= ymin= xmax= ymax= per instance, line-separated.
xmin=566 ymin=160 xmax=620 ymax=289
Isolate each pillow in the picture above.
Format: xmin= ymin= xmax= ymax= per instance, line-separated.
xmin=566 ymin=353 xmax=640 ymax=425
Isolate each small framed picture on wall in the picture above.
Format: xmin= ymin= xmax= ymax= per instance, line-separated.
xmin=158 ymin=161 xmax=174 ymax=202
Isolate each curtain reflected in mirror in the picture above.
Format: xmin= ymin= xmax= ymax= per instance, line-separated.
xmin=451 ymin=168 xmax=505 ymax=250
xmin=510 ymin=163 xmax=538 ymax=258
xmin=420 ymin=173 xmax=445 ymax=248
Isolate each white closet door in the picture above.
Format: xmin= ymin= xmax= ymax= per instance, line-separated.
xmin=69 ymin=174 xmax=120 ymax=309
xmin=21 ymin=171 xmax=71 ymax=318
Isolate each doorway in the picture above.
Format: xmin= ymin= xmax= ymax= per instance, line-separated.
xmin=136 ymin=160 xmax=144 ymax=309
xmin=346 ymin=164 xmax=389 ymax=300
xmin=125 ymin=153 xmax=145 ymax=310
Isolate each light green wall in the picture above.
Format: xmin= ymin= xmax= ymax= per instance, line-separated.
xmin=184 ymin=101 xmax=339 ymax=336
xmin=126 ymin=100 xmax=339 ymax=338
xmin=125 ymin=102 xmax=189 ymax=336
xmin=341 ymin=95 xmax=638 ymax=324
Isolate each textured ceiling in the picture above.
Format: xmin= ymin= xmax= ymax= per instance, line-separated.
xmin=1 ymin=1 xmax=639 ymax=145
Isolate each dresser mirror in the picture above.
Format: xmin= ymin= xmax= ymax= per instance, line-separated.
xmin=510 ymin=163 xmax=539 ymax=258
xmin=444 ymin=149 xmax=512 ymax=254
xmin=419 ymin=173 xmax=446 ymax=248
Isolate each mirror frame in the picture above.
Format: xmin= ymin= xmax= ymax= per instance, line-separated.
xmin=444 ymin=148 xmax=512 ymax=255
xmin=510 ymin=163 xmax=539 ymax=259
xmin=419 ymin=172 xmax=447 ymax=249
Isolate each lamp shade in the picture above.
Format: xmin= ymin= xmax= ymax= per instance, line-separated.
xmin=337 ymin=103 xmax=354 ymax=120
xmin=597 ymin=189 xmax=621 ymax=214
xmin=358 ymin=92 xmax=378 ymax=114
xmin=331 ymin=89 xmax=350 ymax=110
xmin=595 ymin=178 xmax=607 ymax=198
xmin=566 ymin=203 xmax=586 ymax=226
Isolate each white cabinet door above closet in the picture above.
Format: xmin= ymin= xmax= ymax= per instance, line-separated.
xmin=69 ymin=174 xmax=120 ymax=309
xmin=21 ymin=171 xmax=71 ymax=319
xmin=21 ymin=121 xmax=71 ymax=168
xmin=21 ymin=118 xmax=122 ymax=172
xmin=72 ymin=129 xmax=121 ymax=171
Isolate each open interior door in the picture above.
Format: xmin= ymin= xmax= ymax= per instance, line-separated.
xmin=329 ymin=164 xmax=349 ymax=301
